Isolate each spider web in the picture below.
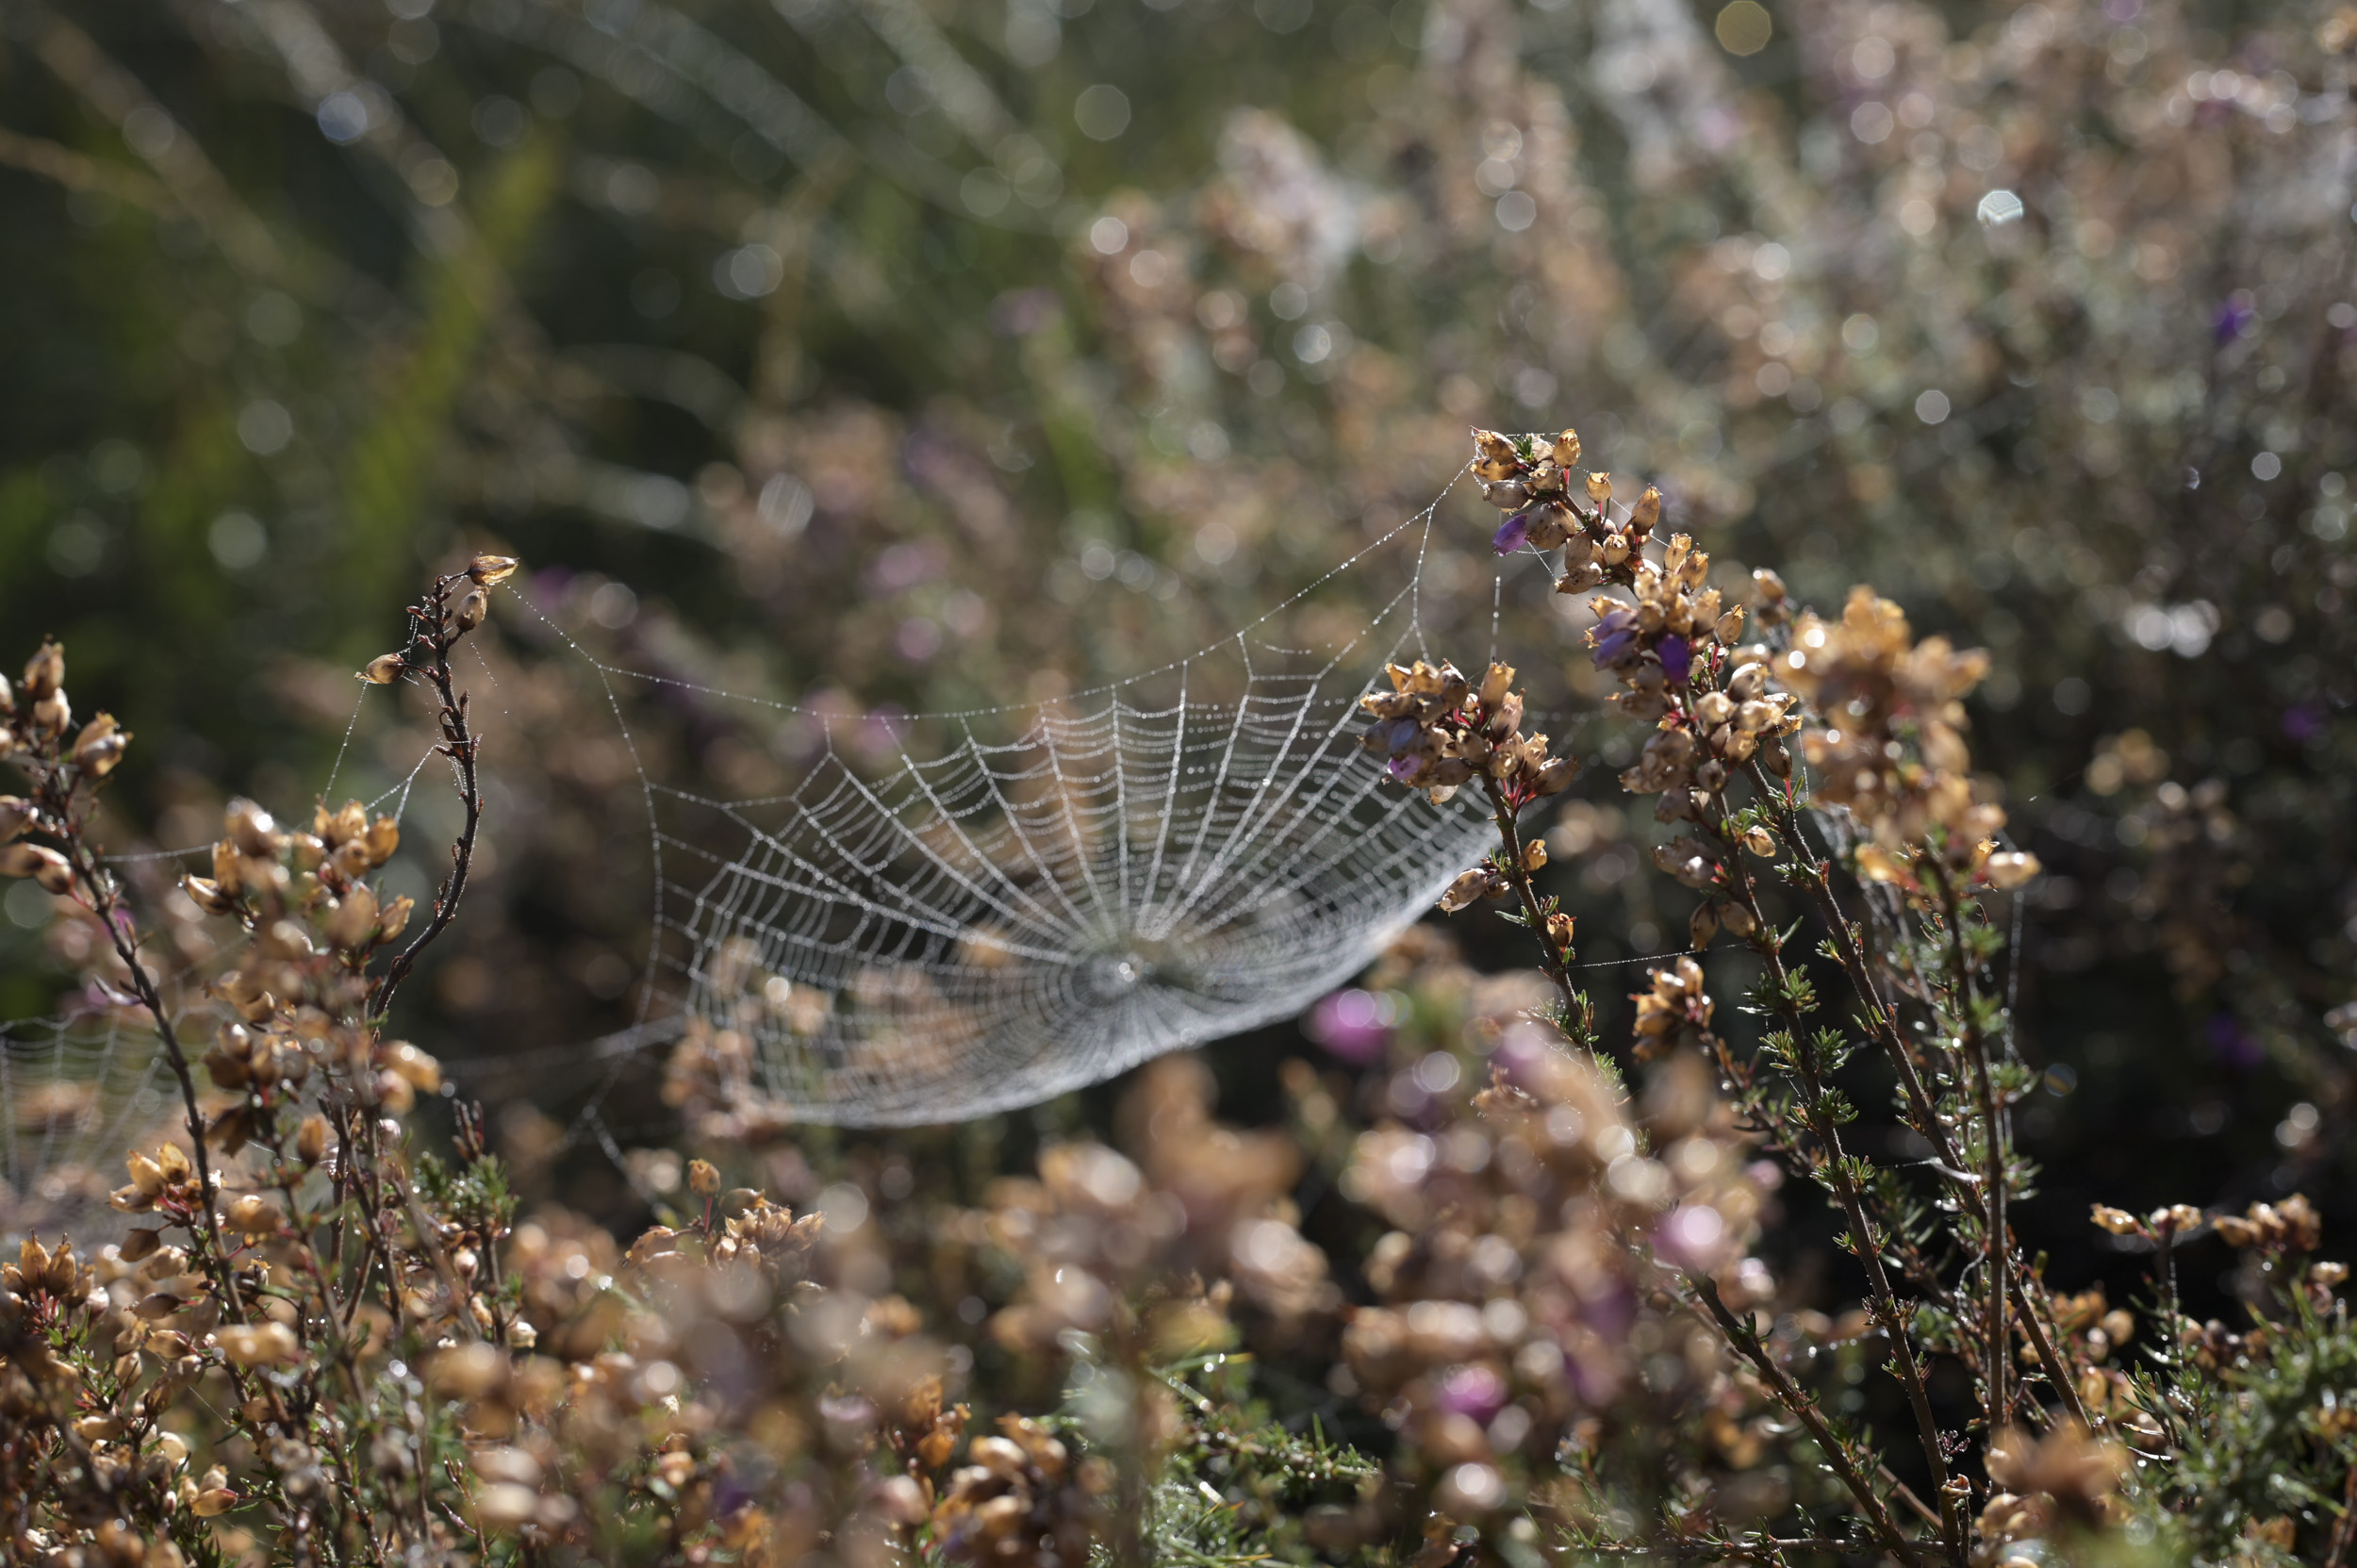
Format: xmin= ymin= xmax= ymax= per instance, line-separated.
xmin=581 ymin=496 xmax=1501 ymax=1127
xmin=0 ymin=1012 xmax=190 ymax=1240
xmin=0 ymin=487 xmax=1508 ymax=1231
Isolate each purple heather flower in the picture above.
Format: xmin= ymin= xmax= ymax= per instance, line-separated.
xmin=1308 ymin=987 xmax=1393 ymax=1064
xmin=1387 ymin=753 xmax=1420 ymax=783
xmin=2214 ymin=297 xmax=2254 ymax=343
xmin=1437 ymin=1363 xmax=1508 ymax=1425
xmin=1657 ymin=634 xmax=1692 ymax=685
xmin=1590 ymin=605 xmax=1640 ymax=668
xmin=2284 ymin=703 xmax=2325 ymax=744
xmin=1493 ymin=512 xmax=1532 ymax=555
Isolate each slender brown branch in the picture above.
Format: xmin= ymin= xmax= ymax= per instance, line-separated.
xmin=369 ymin=574 xmax=483 ymax=1021
xmin=1692 ymin=1277 xmax=1929 ymax=1567
xmin=1713 ymin=806 xmax=1967 ymax=1568
xmin=1480 ymin=775 xmax=1582 ymax=1020
xmin=1749 ymin=762 xmax=2089 ymax=1430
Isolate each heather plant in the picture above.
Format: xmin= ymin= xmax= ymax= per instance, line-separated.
xmin=4 ymin=430 xmax=2353 ymax=1568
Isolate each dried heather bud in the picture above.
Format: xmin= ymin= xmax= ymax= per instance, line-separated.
xmin=1628 ymin=486 xmax=1661 ymax=537
xmin=70 ymin=713 xmax=128 ymax=775
xmin=1522 ymin=839 xmax=1547 ymax=872
xmin=181 ymin=875 xmax=236 ymax=916
xmin=455 ymin=587 xmax=489 ymax=633
xmin=688 ymin=1158 xmax=721 ymax=1196
xmin=225 ymin=799 xmax=277 ymax=857
xmin=382 ymin=1041 xmax=442 ymax=1093
xmin=0 ymin=671 xmax=10 ymax=715
xmin=1544 ymin=911 xmax=1574 ymax=950
xmin=225 ymin=1195 xmax=282 ymax=1235
xmin=1714 ymin=606 xmax=1746 ymax=644
xmin=1689 ymin=902 xmax=1719 ymax=948
xmin=1552 ymin=428 xmax=1581 ymax=468
xmin=361 ymin=814 xmax=400 ymax=866
xmin=324 ymin=886 xmax=379 ymax=952
xmin=296 ymin=1114 xmax=331 ymax=1166
xmin=468 ymin=553 xmax=519 ymax=585
xmin=362 ymin=654 xmax=404 ymax=685
xmin=31 ymin=689 xmax=69 ymax=739
xmin=1741 ymin=826 xmax=1776 ymax=858
xmin=2090 ymin=1205 xmax=2143 ymax=1236
xmin=216 ymin=1322 xmax=300 ymax=1368
xmin=379 ymin=894 xmax=415 ymax=942
xmin=0 ymin=842 xmax=72 ymax=894
xmin=1982 ymin=851 xmax=2041 ymax=889
xmin=22 ymin=640 xmax=62 ymax=702
xmin=1585 ymin=471 xmax=1613 ymax=506
xmin=1438 ymin=868 xmax=1491 ymax=914
xmin=0 ymin=796 xmax=28 ymax=842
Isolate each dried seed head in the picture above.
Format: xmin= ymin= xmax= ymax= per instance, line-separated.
xmin=296 ymin=1114 xmax=332 ymax=1166
xmin=0 ymin=842 xmax=72 ymax=894
xmin=365 ymin=814 xmax=400 ymax=866
xmin=1689 ymin=901 xmax=1720 ymax=948
xmin=362 ymin=654 xmax=404 ymax=685
xmin=455 ymin=587 xmax=489 ymax=633
xmin=225 ymin=1194 xmax=282 ymax=1236
xmin=1982 ymin=851 xmax=2041 ymax=890
xmin=22 ymin=640 xmax=63 ymax=702
xmin=1742 ymin=826 xmax=1777 ymax=858
xmin=1628 ymin=486 xmax=1661 ymax=536
xmin=181 ymin=875 xmax=237 ymax=916
xmin=688 ymin=1158 xmax=721 ymax=1197
xmin=467 ymin=553 xmax=519 ymax=585
xmin=0 ymin=797 xmax=31 ymax=843
xmin=1522 ymin=839 xmax=1547 ymax=872
xmin=1585 ymin=471 xmax=1613 ymax=505
xmin=70 ymin=713 xmax=129 ymax=776
xmin=1552 ymin=428 xmax=1581 ymax=468
xmin=379 ymin=894 xmax=415 ymax=942
xmin=217 ymin=1322 xmax=301 ymax=1368
xmin=224 ymin=799 xmax=277 ymax=857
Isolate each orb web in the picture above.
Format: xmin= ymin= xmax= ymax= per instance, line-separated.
xmin=658 ymin=641 xmax=1494 ymax=1125
xmin=1 ymin=1013 xmax=190 ymax=1242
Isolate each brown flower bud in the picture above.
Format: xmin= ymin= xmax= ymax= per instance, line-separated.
xmin=1689 ymin=902 xmax=1720 ymax=948
xmin=224 ymin=799 xmax=276 ymax=857
xmin=22 ymin=640 xmax=63 ymax=702
xmin=2090 ymin=1205 xmax=2143 ymax=1236
xmin=0 ymin=796 xmax=29 ymax=843
xmin=378 ymin=894 xmax=414 ymax=942
xmin=1544 ymin=911 xmax=1575 ymax=951
xmin=0 ymin=671 xmax=11 ymax=715
xmin=296 ymin=1114 xmax=332 ymax=1166
xmin=1522 ymin=839 xmax=1547 ymax=872
xmin=182 ymin=875 xmax=237 ymax=916
xmin=0 ymin=842 xmax=73 ymax=894
xmin=32 ymin=690 xmax=70 ymax=738
xmin=1585 ymin=470 xmax=1613 ymax=506
xmin=216 ymin=1322 xmax=300 ymax=1368
xmin=1628 ymin=486 xmax=1661 ymax=536
xmin=383 ymin=1041 xmax=442 ymax=1093
xmin=225 ymin=1194 xmax=282 ymax=1236
xmin=362 ymin=654 xmax=404 ymax=685
xmin=193 ymin=1487 xmax=239 ymax=1518
xmin=1719 ymin=901 xmax=1757 ymax=938
xmin=324 ymin=885 xmax=379 ymax=952
xmin=455 ymin=587 xmax=489 ymax=633
xmin=688 ymin=1158 xmax=721 ymax=1197
xmin=1438 ymin=867 xmax=1491 ymax=914
xmin=366 ymin=815 xmax=400 ymax=866
xmin=468 ymin=554 xmax=519 ymax=585
xmin=1742 ymin=826 xmax=1777 ymax=858
xmin=1982 ymin=851 xmax=2040 ymax=890
xmin=70 ymin=713 xmax=128 ymax=776
xmin=1552 ymin=428 xmax=1581 ymax=469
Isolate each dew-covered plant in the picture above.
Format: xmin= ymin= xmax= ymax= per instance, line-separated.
xmin=3 ymin=443 xmax=2353 ymax=1568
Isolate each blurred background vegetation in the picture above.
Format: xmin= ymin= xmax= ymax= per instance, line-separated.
xmin=1 ymin=0 xmax=2352 ymax=1341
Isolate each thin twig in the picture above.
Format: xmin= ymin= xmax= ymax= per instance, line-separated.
xmin=369 ymin=573 xmax=482 ymax=1020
